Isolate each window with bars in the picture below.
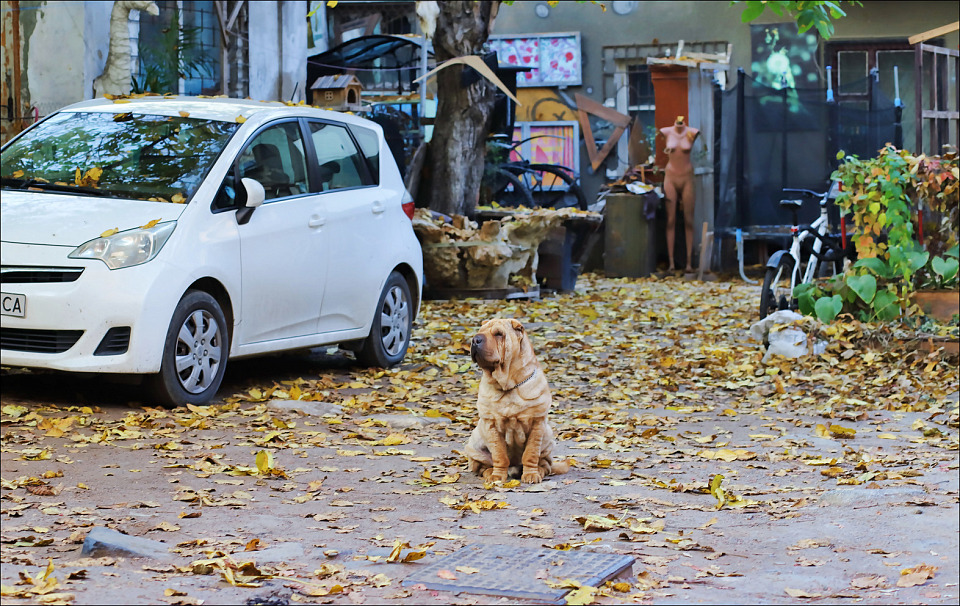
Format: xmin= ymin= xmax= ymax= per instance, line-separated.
xmin=136 ymin=1 xmax=221 ymax=95
xmin=606 ymin=41 xmax=728 ymax=126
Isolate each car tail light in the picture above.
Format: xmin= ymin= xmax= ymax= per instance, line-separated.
xmin=402 ymin=201 xmax=415 ymax=220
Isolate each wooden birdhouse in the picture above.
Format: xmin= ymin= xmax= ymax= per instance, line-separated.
xmin=310 ymin=74 xmax=363 ymax=110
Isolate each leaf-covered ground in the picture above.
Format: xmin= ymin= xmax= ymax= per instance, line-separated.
xmin=2 ymin=274 xmax=957 ymax=605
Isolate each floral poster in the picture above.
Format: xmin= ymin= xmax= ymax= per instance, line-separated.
xmin=489 ymin=33 xmax=581 ymax=87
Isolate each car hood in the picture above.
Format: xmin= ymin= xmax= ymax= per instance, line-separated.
xmin=0 ymin=191 xmax=186 ymax=247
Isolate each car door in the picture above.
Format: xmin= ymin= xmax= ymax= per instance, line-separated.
xmin=306 ymin=119 xmax=388 ymax=334
xmin=234 ymin=120 xmax=328 ymax=345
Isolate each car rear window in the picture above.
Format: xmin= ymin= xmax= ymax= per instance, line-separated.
xmin=350 ymin=124 xmax=380 ymax=185
xmin=308 ymin=121 xmax=369 ymax=190
xmin=1 ymin=111 xmax=238 ymax=203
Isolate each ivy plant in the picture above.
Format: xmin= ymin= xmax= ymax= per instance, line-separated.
xmin=793 ymin=145 xmax=958 ymax=324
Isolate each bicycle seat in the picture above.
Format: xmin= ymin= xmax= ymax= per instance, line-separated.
xmin=779 ymin=199 xmax=803 ymax=209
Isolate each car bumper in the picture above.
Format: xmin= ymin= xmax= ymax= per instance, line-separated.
xmin=1 ymin=242 xmax=179 ymax=373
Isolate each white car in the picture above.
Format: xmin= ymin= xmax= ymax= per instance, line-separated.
xmin=1 ymin=96 xmax=423 ymax=405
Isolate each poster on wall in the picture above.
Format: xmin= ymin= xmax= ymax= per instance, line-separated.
xmin=750 ymin=22 xmax=820 ymax=91
xmin=510 ymin=121 xmax=580 ymax=188
xmin=489 ymin=33 xmax=582 ymax=87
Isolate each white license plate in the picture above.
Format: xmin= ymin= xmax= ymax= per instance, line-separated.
xmin=1 ymin=293 xmax=26 ymax=317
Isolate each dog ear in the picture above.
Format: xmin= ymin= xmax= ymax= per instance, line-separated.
xmin=510 ymin=319 xmax=525 ymax=338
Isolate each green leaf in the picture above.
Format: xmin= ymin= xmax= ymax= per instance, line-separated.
xmin=872 ymin=289 xmax=901 ymax=322
xmin=814 ymin=295 xmax=842 ymax=323
xmin=740 ymin=1 xmax=766 ymax=23
xmin=797 ymin=289 xmax=816 ymax=316
xmin=932 ymin=256 xmax=959 ymax=282
xmin=846 ymin=274 xmax=877 ymax=304
xmin=905 ymin=251 xmax=930 ymax=273
xmin=836 ymin=150 xmax=845 ymax=160
xmin=945 ymin=244 xmax=959 ymax=259
xmin=853 ymin=257 xmax=892 ymax=279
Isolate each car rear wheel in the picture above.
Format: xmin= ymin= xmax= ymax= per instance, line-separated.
xmin=357 ymin=271 xmax=412 ymax=367
xmin=150 ymin=290 xmax=228 ymax=406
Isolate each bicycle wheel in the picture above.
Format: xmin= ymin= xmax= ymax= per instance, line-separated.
xmin=488 ymin=167 xmax=535 ymax=208
xmin=522 ymin=164 xmax=588 ymax=210
xmin=759 ymin=256 xmax=794 ymax=319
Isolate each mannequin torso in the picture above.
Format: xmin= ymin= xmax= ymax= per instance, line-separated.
xmin=660 ymin=123 xmax=699 ymax=176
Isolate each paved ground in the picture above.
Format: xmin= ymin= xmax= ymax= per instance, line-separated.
xmin=2 ymin=275 xmax=958 ymax=605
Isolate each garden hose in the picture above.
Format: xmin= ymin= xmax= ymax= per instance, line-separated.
xmin=737 ymin=228 xmax=757 ymax=284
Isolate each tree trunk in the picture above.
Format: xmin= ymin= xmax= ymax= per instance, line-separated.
xmin=424 ymin=1 xmax=499 ymax=218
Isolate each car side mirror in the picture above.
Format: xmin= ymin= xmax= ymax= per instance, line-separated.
xmin=236 ymin=177 xmax=265 ymax=225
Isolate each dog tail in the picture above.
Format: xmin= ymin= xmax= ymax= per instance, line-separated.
xmin=551 ymin=458 xmax=573 ymax=475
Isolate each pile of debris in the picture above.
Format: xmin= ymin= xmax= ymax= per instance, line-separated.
xmin=412 ymin=208 xmax=590 ymax=291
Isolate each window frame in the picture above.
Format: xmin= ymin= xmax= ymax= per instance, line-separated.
xmin=212 ymin=117 xmax=313 ymax=213
xmin=304 ymin=118 xmax=376 ymax=192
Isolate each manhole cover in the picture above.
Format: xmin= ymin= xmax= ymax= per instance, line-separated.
xmin=402 ymin=543 xmax=634 ymax=603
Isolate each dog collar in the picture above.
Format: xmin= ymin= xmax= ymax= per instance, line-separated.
xmin=504 ymin=368 xmax=537 ymax=392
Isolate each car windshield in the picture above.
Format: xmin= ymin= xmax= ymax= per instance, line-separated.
xmin=0 ymin=111 xmax=239 ymax=202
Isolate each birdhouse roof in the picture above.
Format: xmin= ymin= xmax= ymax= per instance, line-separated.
xmin=310 ymin=75 xmax=363 ymax=90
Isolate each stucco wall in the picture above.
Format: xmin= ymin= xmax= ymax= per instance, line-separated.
xmin=492 ymin=2 xmax=957 ymax=193
xmin=248 ymin=0 xmax=307 ymax=102
xmin=493 ymin=1 xmax=959 ymax=97
xmin=21 ymin=1 xmax=86 ymax=115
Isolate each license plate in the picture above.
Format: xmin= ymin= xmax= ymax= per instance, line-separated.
xmin=1 ymin=293 xmax=26 ymax=317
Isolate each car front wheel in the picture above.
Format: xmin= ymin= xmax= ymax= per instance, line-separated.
xmin=150 ymin=290 xmax=229 ymax=406
xmin=357 ymin=271 xmax=412 ymax=367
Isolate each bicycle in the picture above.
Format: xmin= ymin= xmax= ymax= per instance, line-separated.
xmin=758 ymin=181 xmax=853 ymax=319
xmin=480 ymin=136 xmax=588 ymax=211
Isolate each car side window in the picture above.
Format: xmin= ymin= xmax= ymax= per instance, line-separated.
xmin=308 ymin=121 xmax=366 ymax=191
xmin=350 ymin=125 xmax=380 ymax=185
xmin=237 ymin=122 xmax=308 ymax=201
xmin=212 ymin=166 xmax=238 ymax=211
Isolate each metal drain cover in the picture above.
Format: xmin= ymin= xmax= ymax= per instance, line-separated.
xmin=401 ymin=543 xmax=635 ymax=603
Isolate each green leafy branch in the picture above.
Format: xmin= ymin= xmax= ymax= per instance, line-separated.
xmin=733 ymin=1 xmax=859 ymax=39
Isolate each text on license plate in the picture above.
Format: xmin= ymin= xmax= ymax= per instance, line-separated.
xmin=1 ymin=293 xmax=26 ymax=317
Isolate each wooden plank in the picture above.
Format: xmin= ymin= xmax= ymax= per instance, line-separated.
xmin=697 ymin=222 xmax=712 ymax=280
xmin=578 ymin=108 xmax=599 ymax=170
xmin=591 ymin=125 xmax=625 ymax=172
xmin=908 ymin=21 xmax=959 ymax=45
xmin=922 ymin=110 xmax=960 ymax=119
xmin=647 ymin=57 xmax=699 ymax=68
xmin=920 ymin=43 xmax=960 ymax=57
xmin=574 ymin=93 xmax=632 ymax=127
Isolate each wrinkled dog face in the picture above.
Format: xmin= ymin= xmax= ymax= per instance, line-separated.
xmin=470 ymin=319 xmax=524 ymax=371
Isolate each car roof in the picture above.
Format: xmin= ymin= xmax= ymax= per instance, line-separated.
xmin=58 ymin=95 xmax=373 ymax=127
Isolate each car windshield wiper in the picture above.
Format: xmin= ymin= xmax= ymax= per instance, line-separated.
xmin=1 ymin=176 xmax=115 ymax=197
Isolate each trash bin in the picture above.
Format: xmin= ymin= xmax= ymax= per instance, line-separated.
xmin=603 ymin=192 xmax=657 ymax=277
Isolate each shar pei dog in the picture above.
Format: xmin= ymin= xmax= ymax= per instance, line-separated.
xmin=463 ymin=318 xmax=568 ymax=483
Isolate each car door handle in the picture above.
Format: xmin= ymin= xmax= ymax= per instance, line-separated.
xmin=371 ymin=200 xmax=385 ymax=214
xmin=308 ymin=215 xmax=326 ymax=228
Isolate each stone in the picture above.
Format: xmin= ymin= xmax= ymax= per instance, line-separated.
xmin=242 ymin=542 xmax=305 ymax=563
xmin=267 ymin=400 xmax=343 ymax=417
xmin=749 ymin=310 xmax=827 ymax=363
xmin=818 ymin=486 xmax=929 ymax=507
xmin=81 ymin=526 xmax=172 ymax=560
xmin=373 ymin=413 xmax=452 ymax=429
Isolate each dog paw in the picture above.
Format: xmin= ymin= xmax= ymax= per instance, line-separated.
xmin=521 ymin=469 xmax=543 ymax=484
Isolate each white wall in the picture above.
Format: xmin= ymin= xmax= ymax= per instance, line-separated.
xmin=25 ymin=1 xmax=87 ymax=115
xmin=249 ymin=0 xmax=307 ymax=102
xmin=83 ymin=1 xmax=112 ymax=99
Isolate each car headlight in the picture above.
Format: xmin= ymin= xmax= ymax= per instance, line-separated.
xmin=69 ymin=221 xmax=177 ymax=269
